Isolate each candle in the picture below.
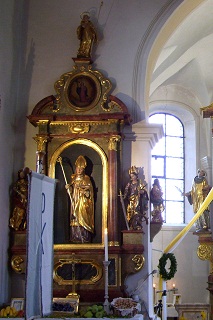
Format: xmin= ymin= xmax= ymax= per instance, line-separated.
xmin=173 ymin=283 xmax=175 ymax=290
xmin=153 ymin=283 xmax=156 ymax=305
xmin=104 ymin=228 xmax=108 ymax=261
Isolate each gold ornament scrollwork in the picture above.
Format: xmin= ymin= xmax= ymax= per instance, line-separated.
xmin=107 ymin=101 xmax=121 ymax=112
xmin=197 ymin=244 xmax=212 ymax=261
xmin=54 ymin=79 xmax=66 ymax=111
xmin=132 ymin=254 xmax=145 ymax=272
xmin=11 ymin=256 xmax=25 ymax=273
xmin=69 ymin=122 xmax=90 ymax=134
xmin=108 ymin=135 xmax=121 ymax=151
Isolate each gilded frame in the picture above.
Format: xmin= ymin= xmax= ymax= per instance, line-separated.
xmin=54 ymin=67 xmax=112 ymax=112
xmin=64 ymin=72 xmax=101 ymax=111
xmin=53 ymin=258 xmax=103 ymax=285
xmin=49 ymin=138 xmax=108 ymax=250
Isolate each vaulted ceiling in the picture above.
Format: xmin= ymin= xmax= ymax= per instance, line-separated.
xmin=150 ymin=0 xmax=213 ymax=106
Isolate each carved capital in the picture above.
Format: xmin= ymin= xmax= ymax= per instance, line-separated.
xmin=33 ymin=135 xmax=49 ymax=152
xmin=108 ymin=135 xmax=121 ymax=151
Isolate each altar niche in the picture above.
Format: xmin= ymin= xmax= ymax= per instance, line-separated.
xmin=49 ymin=138 xmax=108 ymax=248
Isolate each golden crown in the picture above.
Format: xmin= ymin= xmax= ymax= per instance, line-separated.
xmin=128 ymin=165 xmax=139 ymax=175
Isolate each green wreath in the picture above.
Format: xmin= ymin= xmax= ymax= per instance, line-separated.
xmin=157 ymin=253 xmax=177 ymax=281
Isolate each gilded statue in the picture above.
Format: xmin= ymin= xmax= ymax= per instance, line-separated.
xmin=150 ymin=178 xmax=164 ymax=222
xmin=77 ymin=12 xmax=97 ymax=59
xmin=65 ymin=155 xmax=94 ymax=243
xmin=9 ymin=167 xmax=30 ymax=231
xmin=183 ymin=169 xmax=211 ymax=231
xmin=123 ymin=166 xmax=149 ymax=230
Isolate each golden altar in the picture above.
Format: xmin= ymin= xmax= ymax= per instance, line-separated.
xmin=10 ymin=56 xmax=146 ymax=303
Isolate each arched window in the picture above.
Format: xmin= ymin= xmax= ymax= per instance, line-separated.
xmin=149 ymin=113 xmax=185 ymax=224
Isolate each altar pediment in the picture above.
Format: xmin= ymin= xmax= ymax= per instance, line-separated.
xmin=28 ymin=61 xmax=131 ymax=127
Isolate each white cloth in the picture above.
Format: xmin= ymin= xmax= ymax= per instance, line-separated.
xmin=25 ymin=172 xmax=56 ymax=320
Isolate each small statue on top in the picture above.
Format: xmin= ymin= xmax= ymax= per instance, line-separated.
xmin=77 ymin=12 xmax=97 ymax=59
xmin=123 ymin=166 xmax=149 ymax=230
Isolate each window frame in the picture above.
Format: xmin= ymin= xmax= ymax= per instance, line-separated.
xmin=149 ymin=112 xmax=185 ymax=224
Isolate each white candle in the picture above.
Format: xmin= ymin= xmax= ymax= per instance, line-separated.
xmin=104 ymin=228 xmax=108 ymax=261
xmin=153 ymin=283 xmax=156 ymax=305
xmin=162 ymin=280 xmax=167 ymax=320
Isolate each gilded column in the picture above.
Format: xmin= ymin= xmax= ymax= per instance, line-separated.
xmin=33 ymin=135 xmax=49 ymax=175
xmin=108 ymin=135 xmax=121 ymax=246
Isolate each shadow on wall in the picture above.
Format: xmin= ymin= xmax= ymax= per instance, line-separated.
xmin=11 ymin=1 xmax=35 ymax=175
xmin=116 ymin=92 xmax=146 ymax=124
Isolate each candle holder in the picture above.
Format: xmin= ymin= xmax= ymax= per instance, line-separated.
xmin=103 ymin=260 xmax=111 ymax=314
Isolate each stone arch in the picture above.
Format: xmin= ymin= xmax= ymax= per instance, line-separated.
xmin=132 ymin=0 xmax=205 ymax=121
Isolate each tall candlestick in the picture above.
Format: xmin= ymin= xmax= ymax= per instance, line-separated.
xmin=104 ymin=228 xmax=108 ymax=261
xmin=103 ymin=261 xmax=110 ymax=314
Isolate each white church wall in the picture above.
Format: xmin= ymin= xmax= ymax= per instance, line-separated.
xmin=24 ymin=0 xmax=169 ymax=169
xmin=0 ymin=0 xmax=23 ymax=304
